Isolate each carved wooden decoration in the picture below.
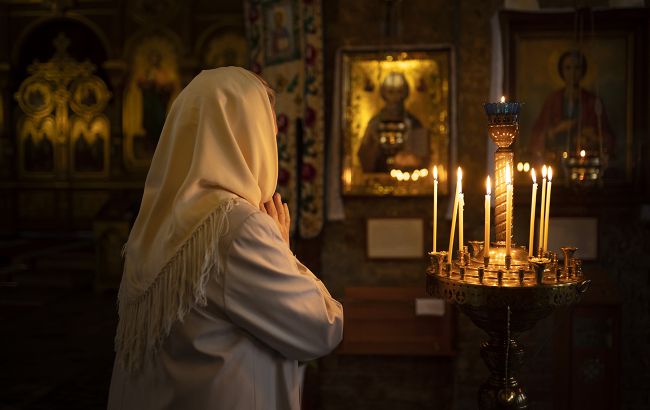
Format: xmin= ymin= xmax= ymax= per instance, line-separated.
xmin=14 ymin=33 xmax=111 ymax=179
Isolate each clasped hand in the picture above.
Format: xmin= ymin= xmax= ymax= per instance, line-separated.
xmin=260 ymin=193 xmax=291 ymax=246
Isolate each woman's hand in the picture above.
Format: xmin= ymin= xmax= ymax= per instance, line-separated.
xmin=260 ymin=193 xmax=291 ymax=246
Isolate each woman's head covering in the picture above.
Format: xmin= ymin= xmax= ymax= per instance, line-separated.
xmin=116 ymin=67 xmax=277 ymax=372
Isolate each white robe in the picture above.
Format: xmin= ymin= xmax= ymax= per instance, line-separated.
xmin=108 ymin=200 xmax=344 ymax=409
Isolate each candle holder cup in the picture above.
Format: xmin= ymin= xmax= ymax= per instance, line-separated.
xmin=428 ymin=251 xmax=448 ymax=276
xmin=561 ymin=247 xmax=578 ymax=277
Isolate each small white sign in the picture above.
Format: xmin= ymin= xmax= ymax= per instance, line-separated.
xmin=415 ymin=298 xmax=445 ymax=316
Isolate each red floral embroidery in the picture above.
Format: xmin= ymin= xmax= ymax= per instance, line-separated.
xmin=304 ymin=106 xmax=316 ymax=128
xmin=301 ymin=163 xmax=316 ymax=181
xmin=305 ymin=45 xmax=317 ymax=66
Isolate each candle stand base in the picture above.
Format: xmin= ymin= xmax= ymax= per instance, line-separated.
xmin=478 ymin=332 xmax=527 ymax=409
xmin=427 ymin=245 xmax=590 ymax=409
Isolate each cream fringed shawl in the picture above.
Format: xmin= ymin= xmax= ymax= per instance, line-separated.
xmin=116 ymin=67 xmax=278 ymax=373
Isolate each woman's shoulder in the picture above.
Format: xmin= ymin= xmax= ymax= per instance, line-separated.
xmin=225 ymin=198 xmax=276 ymax=239
xmin=226 ymin=199 xmax=259 ymax=226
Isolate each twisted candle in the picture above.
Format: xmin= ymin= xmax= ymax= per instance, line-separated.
xmin=448 ymin=167 xmax=462 ymax=263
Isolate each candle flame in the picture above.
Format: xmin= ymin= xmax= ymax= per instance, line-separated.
xmin=531 ymin=168 xmax=536 ymax=183
xmin=548 ymin=167 xmax=553 ymax=181
xmin=433 ymin=165 xmax=438 ymax=180
xmin=542 ymin=164 xmax=547 ymax=178
xmin=486 ymin=176 xmax=491 ymax=195
xmin=580 ymin=149 xmax=586 ymax=158
xmin=500 ymin=96 xmax=506 ymax=103
xmin=457 ymin=166 xmax=462 ymax=181
xmin=505 ymin=164 xmax=512 ymax=184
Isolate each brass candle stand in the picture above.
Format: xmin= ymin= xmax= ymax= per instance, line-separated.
xmin=426 ymin=103 xmax=590 ymax=409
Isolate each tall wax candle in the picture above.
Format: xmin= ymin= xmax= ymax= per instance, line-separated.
xmin=543 ymin=167 xmax=553 ymax=252
xmin=433 ymin=166 xmax=438 ymax=252
xmin=537 ymin=165 xmax=547 ymax=255
xmin=505 ymin=165 xmax=512 ymax=257
xmin=484 ymin=176 xmax=491 ymax=256
xmin=459 ymin=193 xmax=464 ymax=253
xmin=448 ymin=167 xmax=462 ymax=263
xmin=528 ymin=169 xmax=537 ymax=257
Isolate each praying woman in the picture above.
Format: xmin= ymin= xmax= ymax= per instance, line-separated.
xmin=107 ymin=67 xmax=344 ymax=410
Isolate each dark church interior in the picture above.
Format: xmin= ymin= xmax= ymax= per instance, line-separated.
xmin=1 ymin=0 xmax=649 ymax=409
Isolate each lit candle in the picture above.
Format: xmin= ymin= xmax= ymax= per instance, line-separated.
xmin=537 ymin=165 xmax=547 ymax=255
xmin=543 ymin=167 xmax=553 ymax=252
xmin=505 ymin=165 xmax=512 ymax=257
xmin=528 ymin=169 xmax=537 ymax=257
xmin=484 ymin=176 xmax=491 ymax=256
xmin=448 ymin=167 xmax=462 ymax=264
xmin=459 ymin=192 xmax=464 ymax=253
xmin=433 ymin=166 xmax=438 ymax=252
xmin=484 ymin=96 xmax=521 ymax=116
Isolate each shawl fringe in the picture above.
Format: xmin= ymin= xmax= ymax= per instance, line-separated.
xmin=115 ymin=199 xmax=236 ymax=373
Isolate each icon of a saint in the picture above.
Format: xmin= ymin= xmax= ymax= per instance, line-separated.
xmin=531 ymin=50 xmax=615 ymax=163
xmin=357 ymin=72 xmax=430 ymax=173
xmin=123 ymin=43 xmax=180 ymax=160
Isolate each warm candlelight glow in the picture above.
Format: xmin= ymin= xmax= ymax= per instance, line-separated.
xmin=542 ymin=164 xmax=547 ymax=178
xmin=531 ymin=168 xmax=537 ymax=183
xmin=500 ymin=95 xmax=506 ymax=103
xmin=344 ymin=167 xmax=352 ymax=186
xmin=505 ymin=164 xmax=512 ymax=184
xmin=433 ymin=165 xmax=438 ymax=180
xmin=486 ymin=175 xmax=491 ymax=195
xmin=548 ymin=167 xmax=553 ymax=181
xmin=580 ymin=149 xmax=586 ymax=158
